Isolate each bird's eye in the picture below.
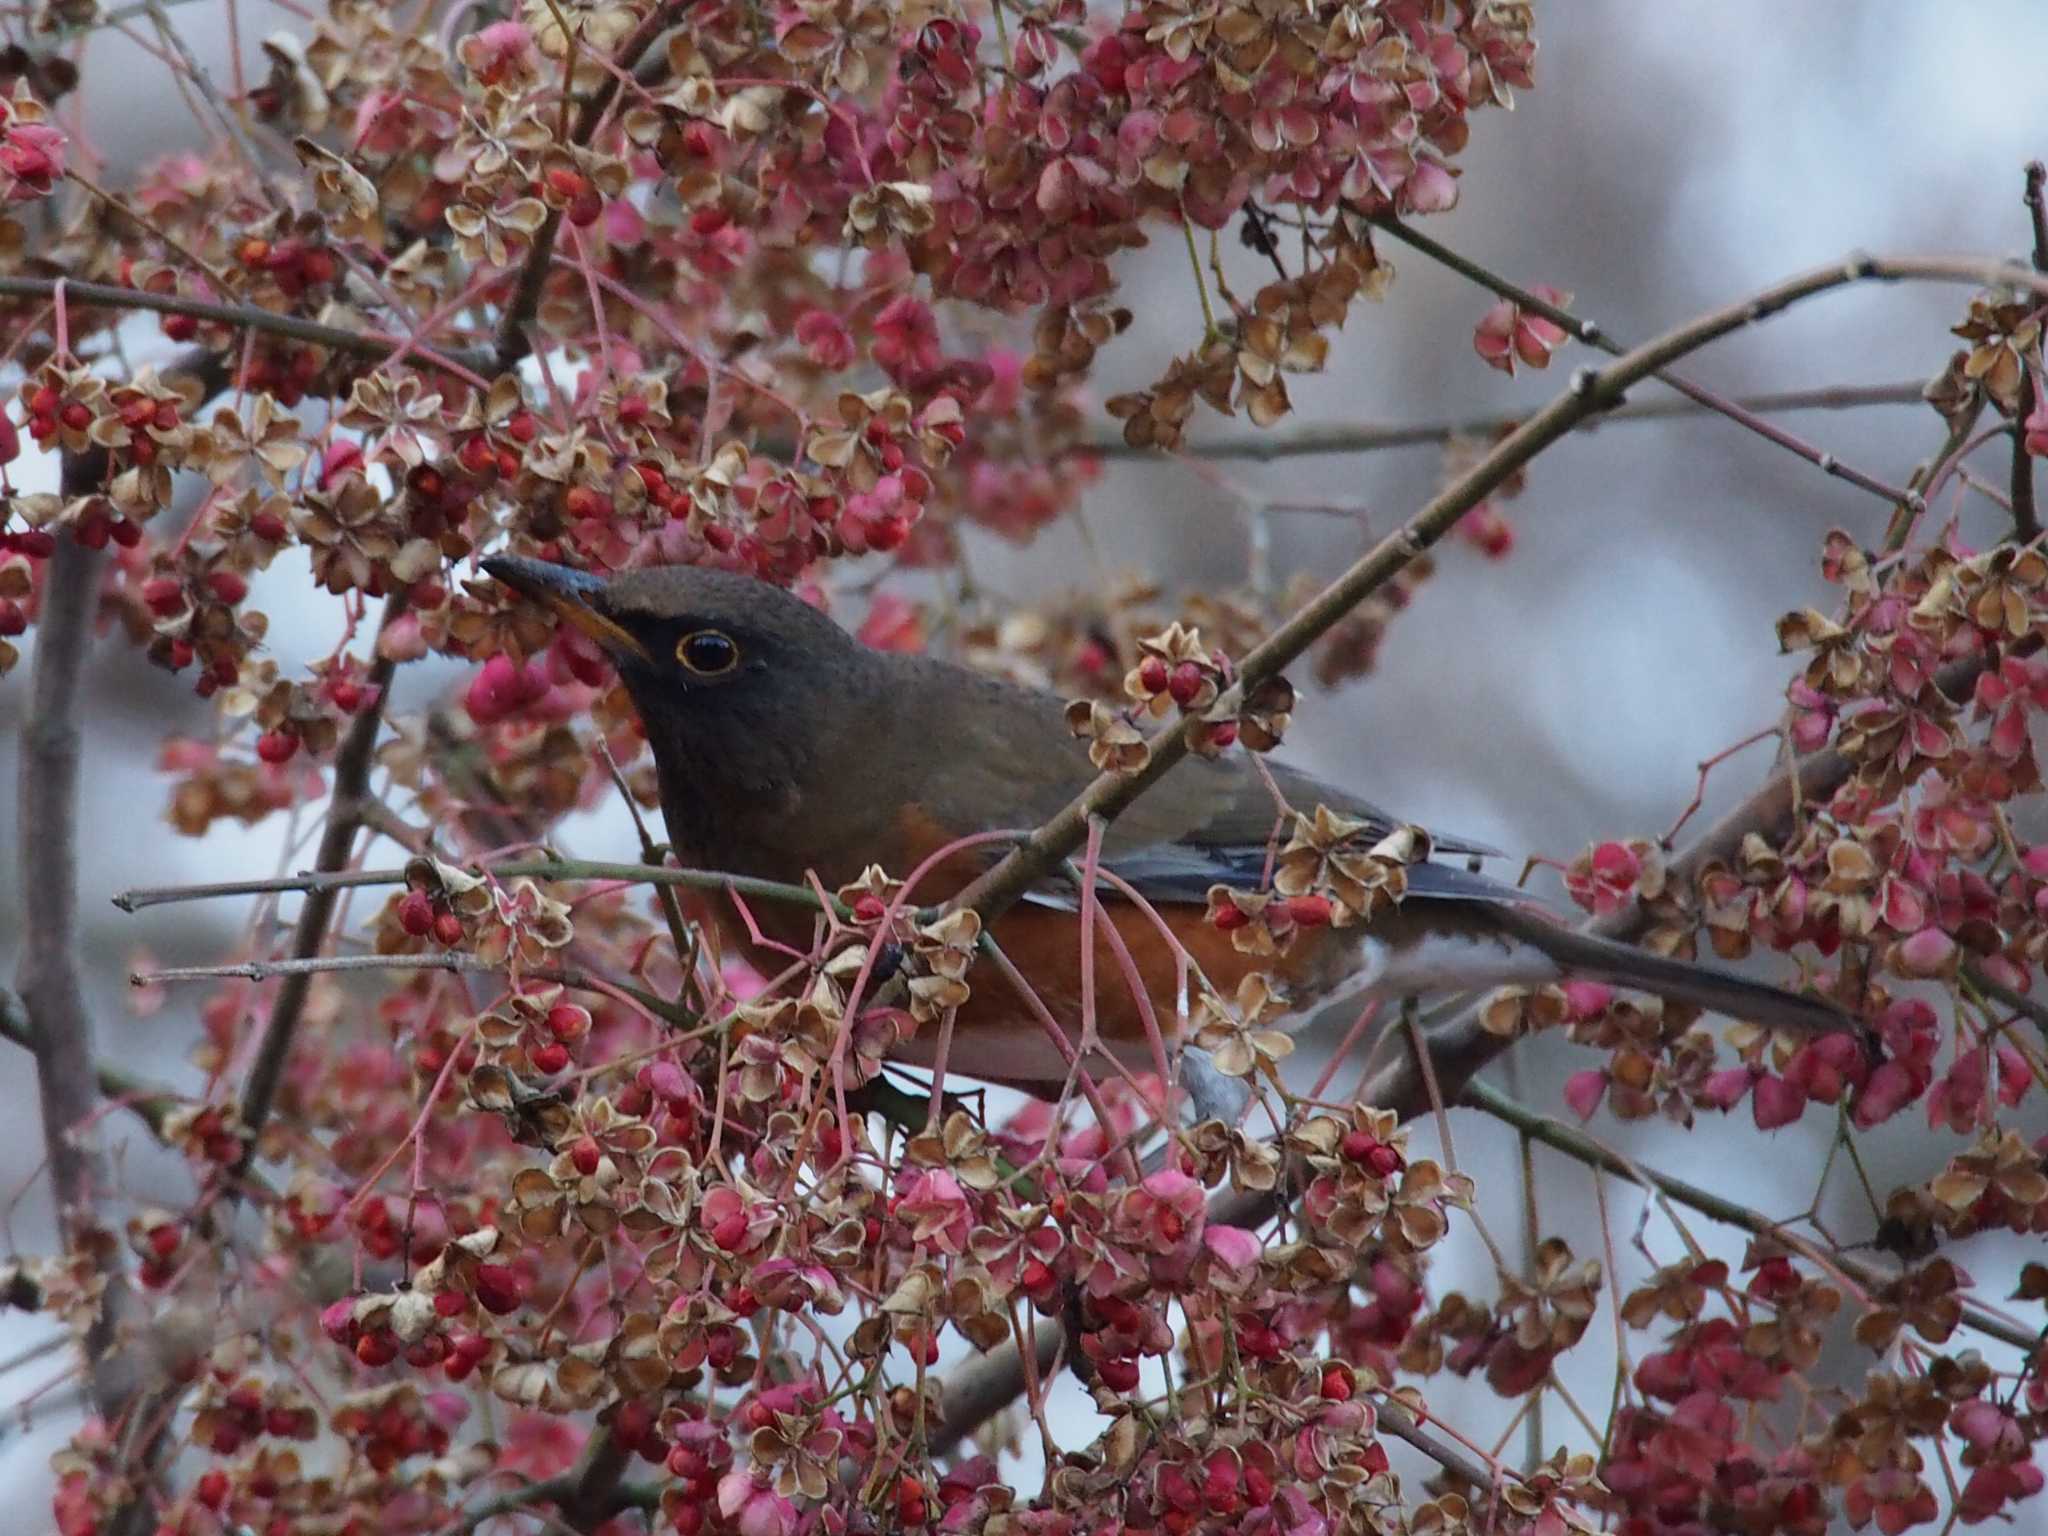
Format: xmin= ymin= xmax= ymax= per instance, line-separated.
xmin=676 ymin=628 xmax=740 ymax=676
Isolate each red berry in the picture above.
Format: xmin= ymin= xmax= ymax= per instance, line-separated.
xmin=194 ymin=1469 xmax=229 ymax=1509
xmin=896 ymin=1477 xmax=929 ymax=1528
xmin=457 ymin=436 xmax=498 ymax=477
xmin=1168 ymin=661 xmax=1208 ymax=707
xmin=432 ymin=911 xmax=465 ymax=947
xmin=206 ymin=570 xmax=250 ymax=605
xmin=1211 ymin=901 xmax=1251 ymax=932
xmin=852 ymin=893 xmax=888 ymax=923
xmin=473 ymin=1264 xmax=523 ymax=1316
xmin=1285 ymin=894 xmax=1334 ymax=927
xmin=1019 ymin=1258 xmax=1057 ymax=1303
xmin=354 ymin=1331 xmax=399 ymax=1367
xmin=531 ymin=1041 xmax=570 ymax=1074
xmin=1097 ymin=1356 xmax=1140 ymax=1392
xmin=249 ymin=508 xmax=289 ymax=542
xmin=1137 ymin=655 xmax=1169 ymax=695
xmin=60 ymin=401 xmax=93 ymax=432
xmin=1320 ymin=1363 xmax=1353 ymax=1400
xmin=255 ymin=730 xmax=298 ymax=765
xmin=546 ymin=1002 xmax=591 ymax=1041
xmin=570 ymin=1135 xmax=602 ymax=1177
xmin=0 ymin=600 xmax=24 ymax=637
xmin=140 ymin=575 xmax=184 ymax=616
xmin=397 ymin=889 xmax=435 ymax=936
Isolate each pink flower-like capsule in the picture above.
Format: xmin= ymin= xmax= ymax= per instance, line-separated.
xmin=872 ymin=296 xmax=943 ymax=380
xmin=716 ymin=1472 xmax=797 ymax=1536
xmin=1472 ymin=286 xmax=1571 ymax=375
xmin=458 ymin=19 xmax=538 ymax=86
xmin=894 ymin=1166 xmax=973 ymax=1254
xmin=794 ymin=309 xmax=855 ymax=372
xmin=0 ymin=119 xmax=64 ymax=201
xmin=1564 ymin=840 xmax=1643 ymax=915
xmin=1750 ymin=1073 xmax=1807 ymax=1131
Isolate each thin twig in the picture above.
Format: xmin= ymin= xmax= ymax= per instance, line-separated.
xmin=0 ymin=274 xmax=492 ymax=379
xmin=492 ymin=0 xmax=683 ymax=372
xmin=233 ymin=594 xmax=408 ymax=1174
xmin=114 ymin=855 xmax=838 ymax=917
xmin=131 ymin=950 xmax=685 ymax=1028
xmin=0 ymin=986 xmax=183 ymax=1139
xmin=1460 ymin=1078 xmax=2038 ymax=1354
xmin=2012 ymin=162 xmax=2048 ymax=543
xmin=1080 ymin=381 xmax=1929 ymax=462
xmin=1364 ymin=214 xmax=1930 ymax=509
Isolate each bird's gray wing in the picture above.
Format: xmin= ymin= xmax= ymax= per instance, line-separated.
xmin=1031 ymin=744 xmax=1518 ymax=909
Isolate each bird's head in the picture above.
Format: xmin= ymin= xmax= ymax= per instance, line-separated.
xmin=482 ymin=555 xmax=859 ymax=691
xmin=482 ymin=556 xmax=878 ymax=839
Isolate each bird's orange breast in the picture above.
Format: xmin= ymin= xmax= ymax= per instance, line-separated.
xmin=687 ymin=804 xmax=1370 ymax=1092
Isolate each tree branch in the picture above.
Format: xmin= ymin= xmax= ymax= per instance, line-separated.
xmin=232 ymin=594 xmax=408 ymax=1175
xmin=1365 ymin=214 xmax=1948 ymax=509
xmin=1081 ymin=381 xmax=1929 ymax=463
xmin=0 ymin=275 xmax=492 ymax=380
xmin=114 ymin=855 xmax=838 ymax=917
xmin=1460 ymin=1078 xmax=2039 ymax=1354
xmin=13 ymin=494 xmax=144 ymax=1442
xmin=2012 ymin=162 xmax=2047 ymax=544
xmin=491 ymin=0 xmax=684 ymax=373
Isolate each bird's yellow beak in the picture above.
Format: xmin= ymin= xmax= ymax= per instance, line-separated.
xmin=482 ymin=555 xmax=653 ymax=666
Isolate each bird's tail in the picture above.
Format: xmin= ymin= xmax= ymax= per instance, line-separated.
xmin=1484 ymin=904 xmax=1857 ymax=1040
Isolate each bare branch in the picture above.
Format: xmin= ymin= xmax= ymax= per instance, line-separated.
xmin=1365 ymin=214 xmax=1940 ymax=508
xmin=115 ymin=855 xmax=836 ymax=917
xmin=0 ymin=275 xmax=491 ymax=380
xmin=1082 ymin=381 xmax=1930 ymax=463
xmin=233 ymin=595 xmax=408 ymax=1173
xmin=2012 ymin=162 xmax=2047 ymax=543
xmin=15 ymin=444 xmax=148 ymax=1478
xmin=1460 ymin=1078 xmax=2040 ymax=1354
xmin=492 ymin=1 xmax=686 ymax=373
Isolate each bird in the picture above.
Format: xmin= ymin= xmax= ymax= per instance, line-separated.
xmin=483 ymin=554 xmax=1855 ymax=1098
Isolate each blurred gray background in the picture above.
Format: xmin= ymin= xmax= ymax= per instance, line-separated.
xmin=4 ymin=0 xmax=2047 ymax=1516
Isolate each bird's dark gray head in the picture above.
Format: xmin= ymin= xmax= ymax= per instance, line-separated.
xmin=481 ymin=555 xmax=860 ymax=689
xmin=482 ymin=555 xmax=882 ymax=859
